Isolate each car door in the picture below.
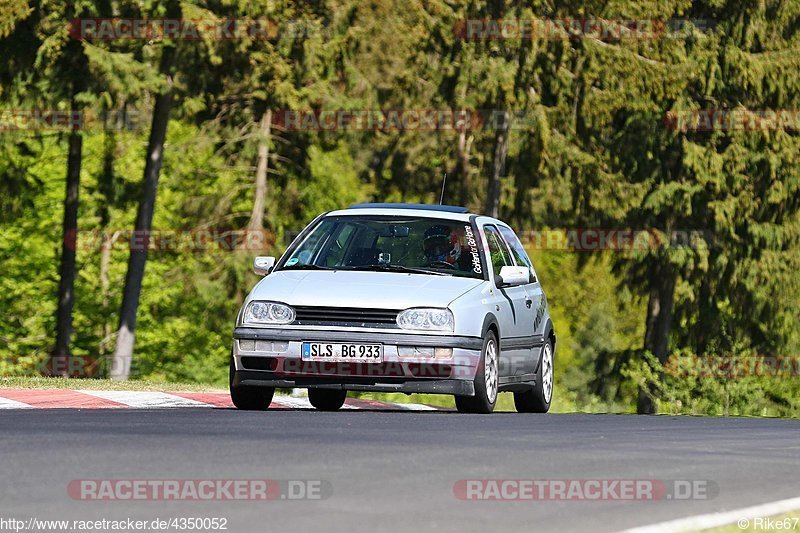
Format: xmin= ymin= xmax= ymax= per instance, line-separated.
xmin=483 ymin=225 xmax=532 ymax=377
xmin=498 ymin=225 xmax=544 ymax=377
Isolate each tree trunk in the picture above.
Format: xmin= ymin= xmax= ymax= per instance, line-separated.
xmin=98 ymin=122 xmax=116 ymax=360
xmin=111 ymin=44 xmax=176 ymax=380
xmin=637 ymin=262 xmax=677 ymax=414
xmin=98 ymin=231 xmax=113 ymax=355
xmin=485 ymin=112 xmax=509 ymax=218
xmin=52 ymin=130 xmax=82 ymax=377
xmin=247 ymin=109 xmax=271 ymax=231
xmin=456 ymin=129 xmax=471 ymax=207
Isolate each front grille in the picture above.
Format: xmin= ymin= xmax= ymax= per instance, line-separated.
xmin=292 ymin=306 xmax=400 ymax=328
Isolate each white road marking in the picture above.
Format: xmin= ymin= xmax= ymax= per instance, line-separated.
xmin=392 ymin=403 xmax=439 ymax=411
xmin=0 ymin=396 xmax=34 ymax=409
xmin=77 ymin=390 xmax=210 ymax=408
xmin=619 ymin=495 xmax=800 ymax=533
xmin=272 ymin=396 xmax=314 ymax=409
xmin=272 ymin=396 xmax=358 ymax=409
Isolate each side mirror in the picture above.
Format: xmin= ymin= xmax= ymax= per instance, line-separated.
xmin=498 ymin=265 xmax=529 ymax=287
xmin=253 ymin=256 xmax=276 ymax=276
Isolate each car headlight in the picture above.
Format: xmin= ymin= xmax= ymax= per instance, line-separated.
xmin=244 ymin=301 xmax=295 ymax=325
xmin=396 ymin=308 xmax=454 ymax=332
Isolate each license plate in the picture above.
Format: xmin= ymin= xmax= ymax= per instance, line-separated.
xmin=301 ymin=342 xmax=383 ymax=363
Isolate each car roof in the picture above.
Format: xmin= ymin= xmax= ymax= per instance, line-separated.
xmin=326 ymin=203 xmax=488 ymax=221
xmin=348 ymin=203 xmax=470 ymax=214
xmin=325 ymin=203 xmax=473 ymax=222
xmin=325 ymin=203 xmax=512 ymax=226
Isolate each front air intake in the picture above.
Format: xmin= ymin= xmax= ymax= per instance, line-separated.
xmin=292 ymin=306 xmax=400 ymax=328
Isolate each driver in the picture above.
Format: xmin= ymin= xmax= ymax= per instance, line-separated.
xmin=423 ymin=224 xmax=462 ymax=267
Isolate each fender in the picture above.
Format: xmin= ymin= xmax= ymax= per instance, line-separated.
xmin=532 ymin=319 xmax=556 ymax=374
xmin=481 ymin=313 xmax=500 ymax=340
xmin=543 ymin=318 xmax=555 ymax=356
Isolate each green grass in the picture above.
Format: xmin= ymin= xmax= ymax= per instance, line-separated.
xmin=0 ymin=376 xmax=225 ymax=393
xmin=703 ymin=511 xmax=800 ymax=532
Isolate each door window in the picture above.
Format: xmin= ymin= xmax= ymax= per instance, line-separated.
xmin=498 ymin=225 xmax=536 ymax=283
xmin=483 ymin=226 xmax=513 ymax=278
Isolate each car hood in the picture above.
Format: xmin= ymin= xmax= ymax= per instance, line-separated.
xmin=247 ymin=270 xmax=484 ymax=309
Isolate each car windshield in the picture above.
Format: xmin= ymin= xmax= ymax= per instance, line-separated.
xmin=279 ymin=216 xmax=485 ymax=279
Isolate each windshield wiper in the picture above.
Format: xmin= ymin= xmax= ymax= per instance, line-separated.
xmin=280 ymin=264 xmax=333 ymax=271
xmin=342 ymin=264 xmax=452 ymax=276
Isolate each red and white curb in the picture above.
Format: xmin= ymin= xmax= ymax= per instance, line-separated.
xmin=0 ymin=389 xmax=444 ymax=411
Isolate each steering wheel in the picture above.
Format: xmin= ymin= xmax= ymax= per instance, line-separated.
xmin=429 ymin=260 xmax=456 ymax=270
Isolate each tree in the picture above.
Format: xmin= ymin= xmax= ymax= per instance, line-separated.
xmin=25 ymin=0 xmax=97 ymax=375
xmin=248 ymin=109 xmax=272 ymax=231
xmin=0 ymin=0 xmax=31 ymax=39
xmin=545 ymin=0 xmax=800 ymax=412
xmin=111 ymin=0 xmax=180 ymax=380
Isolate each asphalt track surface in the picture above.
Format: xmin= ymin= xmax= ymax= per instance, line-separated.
xmin=1 ymin=409 xmax=799 ymax=532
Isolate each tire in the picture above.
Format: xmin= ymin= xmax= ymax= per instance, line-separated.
xmin=514 ymin=339 xmax=553 ymax=413
xmin=308 ymin=388 xmax=347 ymax=411
xmin=455 ymin=330 xmax=499 ymax=414
xmin=229 ymin=355 xmax=275 ymax=410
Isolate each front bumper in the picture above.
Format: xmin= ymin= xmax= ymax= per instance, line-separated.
xmin=232 ymin=327 xmax=482 ymax=396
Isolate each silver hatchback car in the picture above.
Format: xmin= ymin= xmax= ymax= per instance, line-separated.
xmin=230 ymin=203 xmax=555 ymax=413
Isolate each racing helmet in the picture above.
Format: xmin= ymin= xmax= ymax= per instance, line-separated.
xmin=423 ymin=224 xmax=462 ymax=265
